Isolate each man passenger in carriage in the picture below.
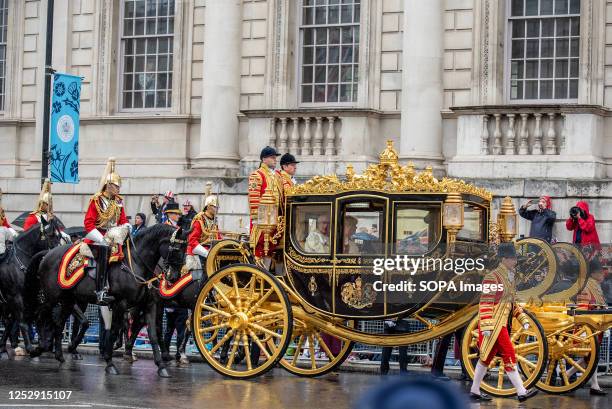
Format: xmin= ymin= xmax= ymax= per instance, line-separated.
xmin=305 ymin=213 xmax=330 ymax=253
xmin=185 ymin=195 xmax=221 ymax=273
xmin=469 ymin=243 xmax=538 ymax=402
xmin=84 ymin=158 xmax=131 ymax=306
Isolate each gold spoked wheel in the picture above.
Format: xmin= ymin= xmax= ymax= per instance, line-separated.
xmin=462 ymin=310 xmax=548 ymax=397
xmin=193 ymin=263 xmax=293 ymax=379
xmin=280 ymin=319 xmax=355 ymax=377
xmin=533 ymin=323 xmax=599 ymax=394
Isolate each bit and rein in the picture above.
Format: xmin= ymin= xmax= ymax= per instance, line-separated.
xmin=125 ymin=229 xmax=186 ymax=289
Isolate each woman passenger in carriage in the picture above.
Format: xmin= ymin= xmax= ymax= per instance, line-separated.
xmin=305 ymin=213 xmax=330 ymax=253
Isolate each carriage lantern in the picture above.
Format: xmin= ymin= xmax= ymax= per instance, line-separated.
xmin=257 ymin=186 xmax=279 ymax=256
xmin=443 ymin=191 xmax=464 ymax=244
xmin=497 ymin=196 xmax=518 ymax=243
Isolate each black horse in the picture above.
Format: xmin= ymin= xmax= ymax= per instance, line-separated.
xmin=123 ymin=269 xmax=205 ymax=364
xmin=29 ymin=224 xmax=188 ymax=377
xmin=0 ymin=220 xmax=63 ymax=358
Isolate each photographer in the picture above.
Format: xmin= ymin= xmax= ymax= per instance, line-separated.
xmin=566 ymin=201 xmax=600 ymax=248
xmin=150 ymin=191 xmax=176 ymax=224
xmin=518 ymin=196 xmax=556 ymax=243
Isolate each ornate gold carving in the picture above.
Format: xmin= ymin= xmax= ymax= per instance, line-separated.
xmin=286 ymin=247 xmax=329 ymax=264
xmin=288 ymin=140 xmax=493 ymax=202
xmin=308 ymin=276 xmax=318 ymax=296
xmin=340 ymin=277 xmax=376 ymax=309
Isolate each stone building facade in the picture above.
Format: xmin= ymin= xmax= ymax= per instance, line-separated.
xmin=0 ymin=0 xmax=611 ymax=242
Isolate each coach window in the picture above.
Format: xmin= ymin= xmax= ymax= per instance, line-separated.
xmin=293 ymin=204 xmax=332 ymax=255
xmin=119 ymin=0 xmax=175 ymax=110
xmin=394 ymin=204 xmax=442 ymax=255
xmin=338 ymin=199 xmax=385 ymax=255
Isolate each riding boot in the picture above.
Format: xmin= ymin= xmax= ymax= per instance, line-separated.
xmin=95 ymin=245 xmax=114 ymax=305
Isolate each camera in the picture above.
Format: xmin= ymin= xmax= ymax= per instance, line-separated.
xmin=569 ymin=206 xmax=580 ymax=218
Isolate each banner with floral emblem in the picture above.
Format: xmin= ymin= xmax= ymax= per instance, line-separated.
xmin=50 ymin=73 xmax=81 ymax=184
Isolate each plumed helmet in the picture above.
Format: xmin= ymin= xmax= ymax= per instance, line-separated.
xmin=99 ymin=157 xmax=121 ymax=191
xmin=36 ymin=178 xmax=53 ymax=212
xmin=204 ymin=195 xmax=219 ymax=209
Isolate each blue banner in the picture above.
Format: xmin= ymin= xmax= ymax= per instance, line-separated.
xmin=49 ymin=73 xmax=81 ymax=184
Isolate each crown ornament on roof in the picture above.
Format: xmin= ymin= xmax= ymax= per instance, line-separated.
xmin=288 ymin=140 xmax=493 ymax=201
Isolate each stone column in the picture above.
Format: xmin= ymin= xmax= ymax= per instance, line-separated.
xmin=192 ymin=0 xmax=242 ymax=176
xmin=400 ymin=0 xmax=444 ymax=167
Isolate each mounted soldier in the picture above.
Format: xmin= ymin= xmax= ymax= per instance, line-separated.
xmin=83 ymin=158 xmax=131 ymax=305
xmin=0 ymin=188 xmax=18 ymax=256
xmin=185 ymin=184 xmax=221 ymax=274
xmin=248 ymin=146 xmax=284 ymax=266
xmin=24 ymin=179 xmax=54 ymax=231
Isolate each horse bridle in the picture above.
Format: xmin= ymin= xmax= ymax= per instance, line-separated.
xmin=125 ymin=229 xmax=187 ymax=286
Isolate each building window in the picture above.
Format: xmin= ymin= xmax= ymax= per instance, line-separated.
xmin=0 ymin=0 xmax=7 ymax=111
xmin=509 ymin=0 xmax=580 ymax=101
xmin=120 ymin=0 xmax=174 ymax=110
xmin=300 ymin=0 xmax=360 ymax=104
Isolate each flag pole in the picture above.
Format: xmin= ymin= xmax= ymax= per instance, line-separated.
xmin=41 ymin=0 xmax=55 ymax=187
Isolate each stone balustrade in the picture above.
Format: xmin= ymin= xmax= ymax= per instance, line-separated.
xmin=480 ymin=110 xmax=565 ymax=156
xmin=269 ymin=115 xmax=340 ymax=156
xmin=448 ymin=105 xmax=607 ymax=179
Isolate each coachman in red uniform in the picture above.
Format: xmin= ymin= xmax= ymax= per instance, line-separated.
xmin=469 ymin=243 xmax=538 ymax=402
xmin=84 ymin=158 xmax=130 ymax=305
xmin=248 ymin=146 xmax=283 ymax=263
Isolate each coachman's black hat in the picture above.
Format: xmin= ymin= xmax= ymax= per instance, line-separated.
xmin=164 ymin=202 xmax=182 ymax=214
xmin=280 ymin=153 xmax=300 ymax=166
xmin=260 ymin=146 xmax=281 ymax=160
xmin=498 ymin=243 xmax=517 ymax=259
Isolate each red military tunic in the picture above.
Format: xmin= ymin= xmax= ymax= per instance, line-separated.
xmin=84 ymin=193 xmax=128 ymax=243
xmin=248 ymin=164 xmax=283 ymax=258
xmin=24 ymin=212 xmax=48 ymax=231
xmin=477 ymin=263 xmax=529 ymax=372
xmin=187 ymin=212 xmax=220 ymax=256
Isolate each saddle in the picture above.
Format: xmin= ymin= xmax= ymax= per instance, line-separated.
xmin=57 ymin=242 xmax=122 ymax=289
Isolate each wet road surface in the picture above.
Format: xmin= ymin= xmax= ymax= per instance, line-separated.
xmin=0 ymin=355 xmax=609 ymax=409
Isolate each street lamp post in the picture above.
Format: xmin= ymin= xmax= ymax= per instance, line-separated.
xmin=41 ymin=0 xmax=55 ymax=186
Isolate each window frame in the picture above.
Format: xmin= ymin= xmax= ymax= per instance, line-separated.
xmin=117 ymin=0 xmax=176 ymax=113
xmin=296 ymin=0 xmax=364 ymax=107
xmin=456 ymin=202 xmax=488 ymax=242
xmin=289 ymin=202 xmax=334 ymax=256
xmin=334 ymin=195 xmax=387 ymax=257
xmin=504 ymin=0 xmax=581 ymax=104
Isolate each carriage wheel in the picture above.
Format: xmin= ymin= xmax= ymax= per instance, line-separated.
xmin=532 ymin=323 xmax=599 ymax=394
xmin=280 ymin=319 xmax=355 ymax=377
xmin=192 ymin=263 xmax=293 ymax=379
xmin=462 ymin=310 xmax=548 ymax=397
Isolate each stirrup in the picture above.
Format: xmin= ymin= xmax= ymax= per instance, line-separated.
xmin=96 ymin=290 xmax=115 ymax=306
